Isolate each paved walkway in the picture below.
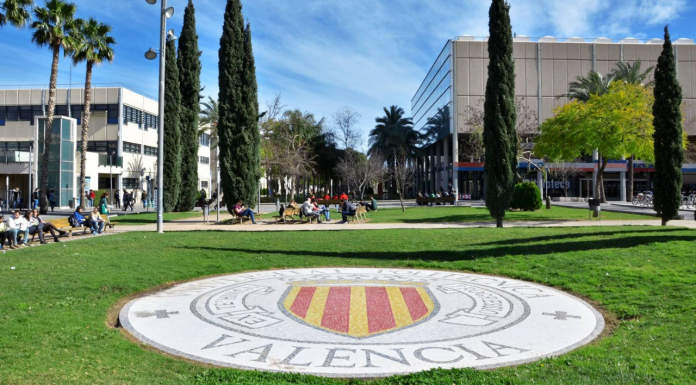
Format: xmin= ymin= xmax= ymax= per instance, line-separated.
xmin=115 ymin=213 xmax=696 ymax=233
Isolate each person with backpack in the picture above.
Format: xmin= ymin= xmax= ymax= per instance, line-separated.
xmin=122 ymin=191 xmax=130 ymax=212
xmin=71 ymin=207 xmax=87 ymax=228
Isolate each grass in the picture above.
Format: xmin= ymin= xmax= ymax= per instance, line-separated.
xmin=110 ymin=211 xmax=201 ymax=225
xmin=360 ymin=206 xmax=653 ymax=223
xmin=1 ymin=226 xmax=695 ymax=384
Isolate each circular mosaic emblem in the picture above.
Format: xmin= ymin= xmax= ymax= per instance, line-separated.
xmin=119 ymin=268 xmax=604 ymax=378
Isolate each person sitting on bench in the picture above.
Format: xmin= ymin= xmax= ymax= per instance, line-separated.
xmin=31 ymin=209 xmax=66 ymax=242
xmin=0 ymin=215 xmax=9 ymax=250
xmin=71 ymin=207 xmax=87 ymax=228
xmin=302 ymin=197 xmax=323 ymax=223
xmin=234 ymin=200 xmax=257 ymax=224
xmin=338 ymin=199 xmax=356 ymax=224
xmin=8 ymin=210 xmax=29 ymax=248
xmin=26 ymin=211 xmax=49 ymax=244
xmin=89 ymin=207 xmax=106 ymax=235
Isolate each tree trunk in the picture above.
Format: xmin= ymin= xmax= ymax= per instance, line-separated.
xmin=39 ymin=44 xmax=61 ymax=214
xmin=496 ymin=218 xmax=503 ymax=228
xmin=400 ymin=196 xmax=405 ymax=212
xmin=627 ymin=155 xmax=634 ymax=202
xmin=596 ymin=156 xmax=608 ymax=203
xmin=79 ymin=61 xmax=94 ymax=210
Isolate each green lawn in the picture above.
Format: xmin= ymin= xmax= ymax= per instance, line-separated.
xmin=110 ymin=211 xmax=201 ymax=225
xmin=364 ymin=206 xmax=653 ymax=223
xmin=1 ymin=227 xmax=695 ymax=384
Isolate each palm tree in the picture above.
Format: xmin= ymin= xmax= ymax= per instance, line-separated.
xmin=31 ymin=0 xmax=81 ymax=213
xmin=369 ymin=106 xmax=415 ymax=156
xmin=199 ymin=96 xmax=219 ymax=148
xmin=0 ymin=0 xmax=32 ymax=28
xmin=609 ymin=59 xmax=655 ymax=202
xmin=562 ymin=71 xmax=614 ymax=102
xmin=72 ymin=18 xmax=115 ymax=209
xmin=610 ymin=59 xmax=655 ymax=86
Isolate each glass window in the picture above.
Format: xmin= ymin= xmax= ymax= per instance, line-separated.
xmin=144 ymin=146 xmax=157 ymax=156
xmin=86 ymin=141 xmax=118 ymax=153
xmin=201 ymin=181 xmax=209 ymax=188
xmin=123 ymin=178 xmax=139 ymax=189
xmin=199 ymin=156 xmax=210 ymax=164
xmin=199 ymin=133 xmax=210 ymax=146
xmin=123 ymin=141 xmax=141 ymax=154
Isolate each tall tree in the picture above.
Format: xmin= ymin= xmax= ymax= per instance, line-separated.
xmin=163 ymin=38 xmax=181 ymax=212
xmin=175 ymin=0 xmax=201 ymax=212
xmin=609 ymin=59 xmax=655 ymax=202
xmin=0 ymin=0 xmax=32 ymax=27
xmin=241 ymin=22 xmax=261 ymax=204
xmin=72 ymin=18 xmax=116 ymax=209
xmin=31 ymin=0 xmax=80 ymax=213
xmin=536 ymin=83 xmax=657 ymax=203
xmin=483 ymin=0 xmax=517 ymax=228
xmin=218 ymin=0 xmax=259 ymax=211
xmin=652 ymin=26 xmax=684 ymax=226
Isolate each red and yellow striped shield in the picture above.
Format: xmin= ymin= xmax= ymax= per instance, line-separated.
xmin=282 ymin=282 xmax=436 ymax=338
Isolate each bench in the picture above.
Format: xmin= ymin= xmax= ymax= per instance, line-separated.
xmin=274 ymin=207 xmax=300 ymax=224
xmin=317 ymin=199 xmax=342 ymax=206
xmin=230 ymin=211 xmax=263 ymax=225
xmin=348 ymin=205 xmax=368 ymax=223
xmin=416 ymin=196 xmax=456 ymax=206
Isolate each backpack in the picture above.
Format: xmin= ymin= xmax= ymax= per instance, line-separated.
xmin=68 ymin=215 xmax=79 ymax=228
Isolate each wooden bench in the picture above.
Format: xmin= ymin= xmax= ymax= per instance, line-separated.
xmin=274 ymin=207 xmax=300 ymax=224
xmin=317 ymin=199 xmax=342 ymax=206
xmin=348 ymin=205 xmax=368 ymax=223
xmin=50 ymin=217 xmax=89 ymax=237
xmin=416 ymin=196 xmax=456 ymax=206
xmin=230 ymin=211 xmax=263 ymax=225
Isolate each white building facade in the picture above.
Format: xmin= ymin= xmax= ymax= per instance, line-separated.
xmin=0 ymin=86 xmax=213 ymax=207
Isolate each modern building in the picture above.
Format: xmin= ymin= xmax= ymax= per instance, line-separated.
xmin=0 ymin=86 xmax=213 ymax=208
xmin=413 ymin=35 xmax=696 ymax=200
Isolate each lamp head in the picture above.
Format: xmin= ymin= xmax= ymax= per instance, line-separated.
xmin=144 ymin=48 xmax=158 ymax=60
xmin=145 ymin=0 xmax=156 ymax=4
xmin=165 ymin=7 xmax=174 ymax=19
xmin=167 ymin=29 xmax=178 ymax=42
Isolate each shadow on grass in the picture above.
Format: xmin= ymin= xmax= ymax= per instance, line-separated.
xmin=388 ymin=215 xmax=579 ymax=224
xmin=177 ymin=231 xmax=696 ymax=261
xmin=478 ymin=228 xmax=686 ymax=246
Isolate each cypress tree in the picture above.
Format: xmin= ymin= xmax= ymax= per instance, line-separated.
xmin=242 ymin=22 xmax=261 ymax=203
xmin=483 ymin=0 xmax=517 ymax=228
xmin=218 ymin=0 xmax=259 ymax=210
xmin=175 ymin=0 xmax=202 ymax=212
xmin=652 ymin=26 xmax=684 ymax=226
xmin=163 ymin=38 xmax=182 ymax=212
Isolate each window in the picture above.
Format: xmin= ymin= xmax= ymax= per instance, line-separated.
xmin=86 ymin=141 xmax=118 ymax=153
xmin=201 ymin=181 xmax=209 ymax=188
xmin=123 ymin=178 xmax=139 ymax=189
xmin=123 ymin=142 xmax=141 ymax=154
xmin=124 ymin=105 xmax=158 ymax=130
xmin=144 ymin=146 xmax=157 ymax=156
xmin=199 ymin=156 xmax=210 ymax=164
xmin=199 ymin=133 xmax=211 ymax=146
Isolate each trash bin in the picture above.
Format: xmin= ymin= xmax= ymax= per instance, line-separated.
xmin=69 ymin=199 xmax=75 ymax=209
xmin=588 ymin=198 xmax=601 ymax=219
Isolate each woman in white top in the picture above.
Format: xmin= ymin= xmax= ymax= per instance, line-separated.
xmin=0 ymin=215 xmax=8 ymax=250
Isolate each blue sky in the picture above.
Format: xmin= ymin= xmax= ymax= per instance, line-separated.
xmin=1 ymin=0 xmax=694 ymax=147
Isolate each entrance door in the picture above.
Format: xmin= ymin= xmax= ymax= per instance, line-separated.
xmin=580 ymin=179 xmax=593 ymax=198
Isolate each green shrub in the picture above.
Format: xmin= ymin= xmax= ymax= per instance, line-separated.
xmin=510 ymin=182 xmax=542 ymax=211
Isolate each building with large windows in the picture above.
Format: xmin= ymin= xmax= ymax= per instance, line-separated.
xmin=413 ymin=35 xmax=696 ymax=201
xmin=0 ymin=86 xmax=213 ymax=207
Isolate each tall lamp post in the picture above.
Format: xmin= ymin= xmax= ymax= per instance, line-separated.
xmin=109 ymin=150 xmax=115 ymax=205
xmin=144 ymin=0 xmax=175 ymax=233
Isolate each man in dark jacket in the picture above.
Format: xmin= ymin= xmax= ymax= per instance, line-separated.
xmin=338 ymin=199 xmax=356 ymax=224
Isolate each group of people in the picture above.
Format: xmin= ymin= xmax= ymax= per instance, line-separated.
xmin=72 ymin=192 xmax=110 ymax=235
xmin=277 ymin=192 xmax=377 ymax=224
xmin=0 ymin=209 xmax=68 ymax=250
xmin=113 ymin=189 xmax=144 ymax=211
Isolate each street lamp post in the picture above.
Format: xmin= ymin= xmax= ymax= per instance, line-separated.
xmin=144 ymin=0 xmax=175 ymax=233
xmin=109 ymin=150 xmax=115 ymax=205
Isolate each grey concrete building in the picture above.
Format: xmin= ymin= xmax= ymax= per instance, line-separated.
xmin=413 ymin=35 xmax=696 ymax=201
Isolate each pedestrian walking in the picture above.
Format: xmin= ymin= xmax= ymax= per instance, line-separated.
xmin=114 ymin=190 xmax=121 ymax=209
